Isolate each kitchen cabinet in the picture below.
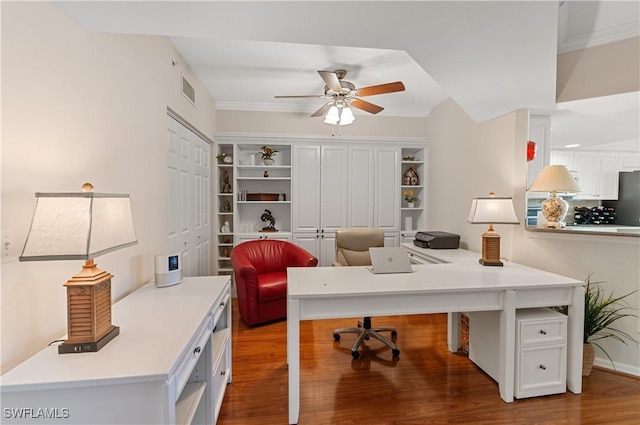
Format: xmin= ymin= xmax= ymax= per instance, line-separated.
xmin=1 ymin=277 xmax=232 ymax=424
xmin=573 ymin=151 xmax=619 ymax=199
xmin=551 ymin=149 xmax=619 ymax=199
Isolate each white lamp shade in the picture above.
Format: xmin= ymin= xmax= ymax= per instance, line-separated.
xmin=323 ymin=105 xmax=339 ymax=124
xmin=340 ymin=106 xmax=355 ymax=125
xmin=20 ymin=192 xmax=138 ymax=261
xmin=467 ymin=197 xmax=520 ymax=224
xmin=528 ymin=165 xmax=581 ymax=193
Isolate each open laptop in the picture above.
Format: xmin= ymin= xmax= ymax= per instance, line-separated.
xmin=367 ymin=247 xmax=414 ymax=274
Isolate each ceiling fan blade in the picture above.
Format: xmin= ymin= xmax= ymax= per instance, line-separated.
xmin=274 ymin=95 xmax=325 ymax=98
xmin=356 ymin=81 xmax=405 ymax=97
xmin=318 ymin=70 xmax=342 ymax=92
xmin=310 ymin=101 xmax=334 ymax=117
xmin=350 ymin=99 xmax=384 ymax=114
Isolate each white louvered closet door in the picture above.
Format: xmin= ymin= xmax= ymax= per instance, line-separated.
xmin=166 ymin=115 xmax=211 ymax=277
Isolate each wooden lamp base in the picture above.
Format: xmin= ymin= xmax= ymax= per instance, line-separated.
xmin=60 ymin=259 xmax=118 ymax=354
xmin=480 ymin=226 xmax=503 ymax=267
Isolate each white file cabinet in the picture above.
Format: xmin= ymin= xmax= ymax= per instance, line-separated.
xmin=469 ymin=307 xmax=567 ymax=399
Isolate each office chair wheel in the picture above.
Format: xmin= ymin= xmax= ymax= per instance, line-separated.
xmin=333 ymin=333 xmax=340 ymax=342
xmin=351 ymin=350 xmax=360 ymax=360
xmin=391 ymin=330 xmax=398 ymax=339
xmin=392 ymin=349 xmax=400 ymax=357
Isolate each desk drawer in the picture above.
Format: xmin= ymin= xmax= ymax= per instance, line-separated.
xmin=516 ymin=344 xmax=566 ymax=398
xmin=520 ymin=318 xmax=566 ymax=346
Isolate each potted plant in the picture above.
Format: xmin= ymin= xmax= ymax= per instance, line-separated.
xmin=403 ymin=189 xmax=418 ymax=208
xmin=257 ymin=145 xmax=278 ymax=165
xmin=554 ymin=273 xmax=638 ymax=376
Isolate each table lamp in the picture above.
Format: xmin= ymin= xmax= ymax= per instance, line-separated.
xmin=467 ymin=193 xmax=520 ymax=266
xmin=528 ymin=165 xmax=581 ymax=229
xmin=19 ymin=183 xmax=138 ymax=354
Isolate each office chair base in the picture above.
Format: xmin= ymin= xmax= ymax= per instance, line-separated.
xmin=333 ymin=325 xmax=399 ymax=359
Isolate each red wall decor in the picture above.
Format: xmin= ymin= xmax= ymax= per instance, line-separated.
xmin=527 ymin=140 xmax=536 ymax=162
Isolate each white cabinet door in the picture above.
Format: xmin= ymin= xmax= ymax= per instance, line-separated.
xmin=383 ymin=231 xmax=400 ymax=247
xmin=320 ymin=145 xmax=349 ymax=232
xmin=292 ymin=145 xmax=321 ymax=233
xmin=348 ymin=145 xmax=375 ymax=228
xmin=574 ymin=151 xmax=619 ymax=199
xmin=598 ymin=153 xmax=619 ymax=199
xmin=374 ymin=147 xmax=400 ymax=231
xmin=619 ymin=152 xmax=640 ymax=171
xmin=320 ymin=232 xmax=336 ymax=267
xmin=550 ymin=150 xmax=575 ymax=169
xmin=573 ymin=152 xmax=597 ymax=197
xmin=292 ymin=233 xmax=320 ymax=259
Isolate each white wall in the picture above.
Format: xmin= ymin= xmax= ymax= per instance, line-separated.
xmin=1 ymin=2 xmax=216 ymax=373
xmin=426 ymin=99 xmax=639 ymax=375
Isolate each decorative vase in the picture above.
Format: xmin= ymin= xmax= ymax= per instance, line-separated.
xmin=408 ymin=202 xmax=415 ymax=208
xmin=263 ymin=158 xmax=274 ymax=166
xmin=583 ymin=342 xmax=595 ymax=376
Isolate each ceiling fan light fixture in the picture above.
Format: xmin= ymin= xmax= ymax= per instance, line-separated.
xmin=324 ymin=105 xmax=340 ymax=125
xmin=340 ymin=106 xmax=355 ymax=125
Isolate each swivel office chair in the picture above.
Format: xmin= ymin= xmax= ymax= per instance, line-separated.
xmin=332 ymin=228 xmax=400 ymax=359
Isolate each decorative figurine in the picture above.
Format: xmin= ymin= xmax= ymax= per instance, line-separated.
xmin=221 ymin=170 xmax=232 ymax=193
xmin=259 ymin=209 xmax=277 ymax=232
xmin=402 ymin=167 xmax=419 ymax=185
xmin=222 ymin=200 xmax=231 ymax=212
xmin=221 ymin=221 xmax=231 ymax=233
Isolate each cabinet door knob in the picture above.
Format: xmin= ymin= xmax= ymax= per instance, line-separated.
xmin=220 ymin=370 xmax=226 ymax=376
xmin=539 ymin=329 xmax=547 ymax=335
xmin=220 ymin=301 xmax=226 ymax=308
xmin=539 ymin=364 xmax=546 ymax=370
xmin=194 ymin=346 xmax=201 ymax=354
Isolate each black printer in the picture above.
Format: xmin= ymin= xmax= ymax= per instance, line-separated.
xmin=413 ymin=231 xmax=460 ymax=249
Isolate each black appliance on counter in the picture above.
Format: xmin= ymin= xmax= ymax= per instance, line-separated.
xmin=603 ymin=170 xmax=640 ymax=226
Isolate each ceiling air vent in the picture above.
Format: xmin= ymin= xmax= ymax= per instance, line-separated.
xmin=182 ymin=75 xmax=195 ymax=105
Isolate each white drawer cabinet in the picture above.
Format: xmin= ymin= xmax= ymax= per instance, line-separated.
xmin=515 ymin=308 xmax=567 ymax=398
xmin=469 ymin=308 xmax=567 ymax=399
xmin=1 ymin=276 xmax=232 ymax=425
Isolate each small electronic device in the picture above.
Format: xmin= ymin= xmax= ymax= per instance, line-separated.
xmin=154 ymin=253 xmax=182 ymax=288
xmin=367 ymin=247 xmax=414 ymax=274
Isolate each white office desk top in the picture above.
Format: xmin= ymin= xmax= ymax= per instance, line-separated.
xmin=1 ymin=276 xmax=230 ymax=392
xmin=287 ymin=254 xmax=583 ymax=300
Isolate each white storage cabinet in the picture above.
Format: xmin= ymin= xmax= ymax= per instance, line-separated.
xmin=1 ymin=276 xmax=232 ymax=425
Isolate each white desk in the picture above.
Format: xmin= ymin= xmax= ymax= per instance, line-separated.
xmin=286 ymin=248 xmax=584 ymax=424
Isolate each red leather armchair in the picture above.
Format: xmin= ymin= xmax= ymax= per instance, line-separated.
xmin=230 ymin=240 xmax=318 ymax=326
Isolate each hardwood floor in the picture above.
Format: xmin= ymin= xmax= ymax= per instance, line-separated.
xmin=218 ymin=300 xmax=640 ymax=425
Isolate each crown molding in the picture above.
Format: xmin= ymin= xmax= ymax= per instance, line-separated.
xmin=558 ymin=21 xmax=639 ymax=54
xmin=215 ymin=101 xmax=430 ymax=118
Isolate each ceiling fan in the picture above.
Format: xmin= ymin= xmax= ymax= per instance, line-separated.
xmin=274 ymin=69 xmax=405 ymax=119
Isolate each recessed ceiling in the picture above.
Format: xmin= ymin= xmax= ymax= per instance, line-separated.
xmin=52 ymin=1 xmax=639 ymax=146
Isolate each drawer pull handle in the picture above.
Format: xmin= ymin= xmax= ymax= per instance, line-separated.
xmin=539 ymin=329 xmax=547 ymax=335
xmin=194 ymin=346 xmax=201 ymax=354
xmin=539 ymin=364 xmax=546 ymax=370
